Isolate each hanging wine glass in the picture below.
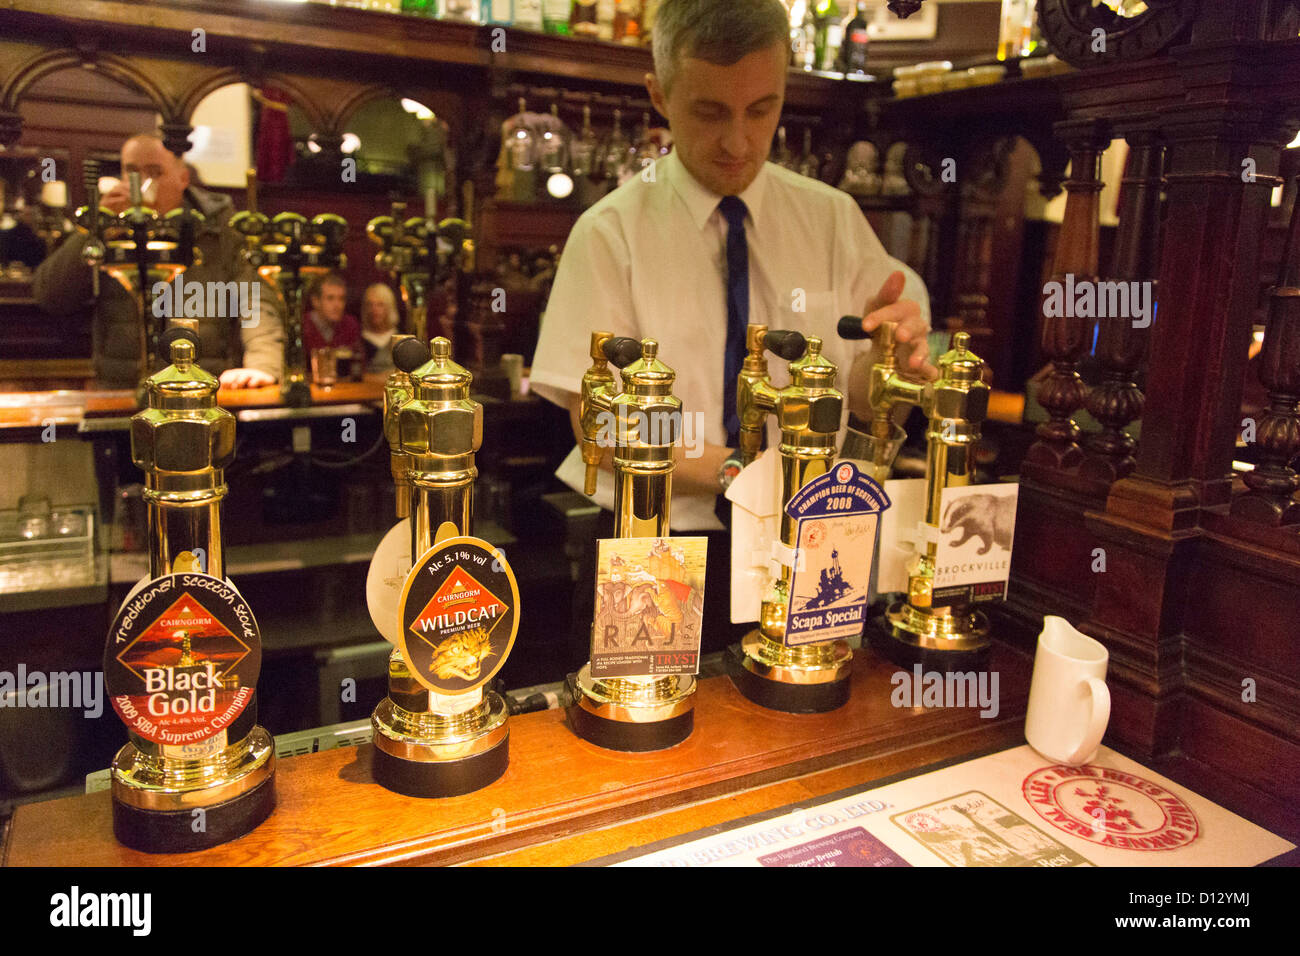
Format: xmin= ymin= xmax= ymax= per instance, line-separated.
xmin=600 ymin=108 xmax=631 ymax=184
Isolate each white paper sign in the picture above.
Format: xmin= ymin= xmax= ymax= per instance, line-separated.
xmin=932 ymin=483 xmax=1019 ymax=606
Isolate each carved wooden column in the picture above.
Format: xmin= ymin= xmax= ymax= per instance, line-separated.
xmin=1023 ymin=118 xmax=1110 ymax=474
xmin=1231 ymin=172 xmax=1300 ymax=527
xmin=1081 ymin=47 xmax=1291 ymax=761
xmin=1080 ymin=128 xmax=1163 ymax=483
xmin=948 ymin=136 xmax=1015 ymax=344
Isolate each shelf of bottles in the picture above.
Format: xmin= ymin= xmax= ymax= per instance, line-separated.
xmin=305 ymin=2 xmax=873 ymax=79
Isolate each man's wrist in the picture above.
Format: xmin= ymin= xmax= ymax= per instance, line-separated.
xmin=717 ymin=451 xmax=743 ymax=492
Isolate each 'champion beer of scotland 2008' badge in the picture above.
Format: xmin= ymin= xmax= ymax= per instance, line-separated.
xmin=397 ymin=536 xmax=520 ymax=695
xmin=784 ymin=462 xmax=891 ymax=646
xmin=104 ymin=573 xmax=261 ymax=746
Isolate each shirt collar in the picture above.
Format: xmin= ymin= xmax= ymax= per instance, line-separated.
xmin=665 ymin=149 xmax=770 ymax=233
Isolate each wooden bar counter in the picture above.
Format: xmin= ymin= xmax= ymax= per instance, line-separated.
xmin=3 ymin=646 xmax=1034 ymax=867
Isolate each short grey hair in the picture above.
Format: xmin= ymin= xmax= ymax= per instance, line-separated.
xmin=652 ymin=0 xmax=790 ymax=96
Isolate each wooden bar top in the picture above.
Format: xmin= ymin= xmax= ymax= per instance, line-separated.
xmin=0 ymin=379 xmax=388 ymax=429
xmin=3 ymin=645 xmax=1032 ymax=867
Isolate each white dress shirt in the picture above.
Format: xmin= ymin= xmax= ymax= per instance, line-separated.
xmin=531 ymin=148 xmax=929 ymax=530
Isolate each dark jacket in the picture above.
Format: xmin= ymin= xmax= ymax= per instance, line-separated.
xmin=32 ymin=185 xmax=283 ymax=387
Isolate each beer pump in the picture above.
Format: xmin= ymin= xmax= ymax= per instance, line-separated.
xmin=76 ymin=161 xmax=204 ymax=392
xmin=838 ymin=316 xmax=994 ymax=670
xmin=231 ymin=179 xmax=347 ymax=406
xmin=370 ymin=337 xmax=520 ymax=797
xmin=104 ymin=321 xmax=274 ymax=852
xmin=726 ymin=327 xmax=857 ymax=713
xmin=566 ymin=333 xmax=697 ymax=751
xmin=366 ymin=193 xmax=471 ymax=345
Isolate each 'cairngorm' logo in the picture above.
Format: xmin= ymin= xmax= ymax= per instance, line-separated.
xmin=1022 ymin=765 xmax=1200 ymax=851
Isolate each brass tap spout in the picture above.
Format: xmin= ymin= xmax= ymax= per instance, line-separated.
xmin=579 ymin=332 xmax=643 ymax=495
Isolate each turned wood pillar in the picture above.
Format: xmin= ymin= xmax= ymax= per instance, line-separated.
xmin=1104 ymin=96 xmax=1287 ymax=532
xmin=1232 ymin=171 xmax=1300 ymax=527
xmin=1024 ymin=118 xmax=1110 ymax=473
xmin=1080 ymin=128 xmax=1164 ymax=483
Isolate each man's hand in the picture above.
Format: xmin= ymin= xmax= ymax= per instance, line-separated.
xmin=220 ymin=368 xmax=275 ymax=389
xmin=860 ymin=270 xmax=937 ymax=381
xmin=99 ymin=180 xmax=131 ymax=215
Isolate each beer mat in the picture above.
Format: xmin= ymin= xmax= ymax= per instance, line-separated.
xmin=593 ymin=745 xmax=1295 ymax=867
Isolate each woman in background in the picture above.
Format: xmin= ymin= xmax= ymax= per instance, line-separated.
xmin=361 ymin=282 xmax=400 ymax=373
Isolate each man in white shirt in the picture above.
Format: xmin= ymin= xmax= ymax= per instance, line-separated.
xmin=531 ymin=0 xmax=935 ymax=651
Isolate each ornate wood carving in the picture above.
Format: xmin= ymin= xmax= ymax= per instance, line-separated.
xmin=1038 ymin=0 xmax=1200 ymax=69
xmin=1080 ymin=128 xmax=1163 ymax=483
xmin=1232 ymin=171 xmax=1300 ymax=526
xmin=1024 ymin=117 xmax=1110 ymax=473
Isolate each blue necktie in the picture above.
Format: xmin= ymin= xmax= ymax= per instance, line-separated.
xmin=719 ymin=195 xmax=749 ymax=448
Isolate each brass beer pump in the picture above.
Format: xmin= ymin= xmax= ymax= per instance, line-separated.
xmin=725 ymin=326 xmax=857 ymax=713
xmin=231 ymin=180 xmax=347 ymax=406
xmin=104 ymin=323 xmax=275 ymax=852
xmin=566 ymin=332 xmax=697 ymax=750
xmin=76 ymin=162 xmax=204 ymax=391
xmin=838 ymin=316 xmax=993 ymax=670
xmin=371 ymin=337 xmax=515 ymax=797
xmin=366 ymin=193 xmax=472 ymax=344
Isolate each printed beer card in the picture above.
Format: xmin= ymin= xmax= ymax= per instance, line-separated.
xmin=590 ymin=537 xmax=707 ymax=677
xmin=932 ymin=482 xmax=1019 ymax=607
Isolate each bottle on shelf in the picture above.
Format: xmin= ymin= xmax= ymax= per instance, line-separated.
xmin=515 ymin=0 xmax=545 ymax=30
xmin=440 ymin=0 xmax=482 ymax=21
xmin=481 ymin=0 xmax=512 ymax=24
xmin=997 ymin=0 xmax=1040 ymax=60
xmin=641 ymin=0 xmax=659 ymax=46
xmin=402 ymin=0 xmax=438 ymax=14
xmin=841 ymin=1 xmax=870 ymax=74
xmin=596 ymin=0 xmax=616 ymax=40
xmin=813 ymin=0 xmax=843 ymax=73
xmin=789 ymin=0 xmax=816 ymax=70
xmin=613 ymin=0 xmax=643 ymax=44
xmin=543 ymin=0 xmax=572 ymax=33
xmin=570 ymin=0 xmax=599 ymax=37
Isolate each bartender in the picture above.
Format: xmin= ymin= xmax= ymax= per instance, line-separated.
xmin=531 ymin=0 xmax=937 ymax=653
xmin=31 ymin=133 xmax=283 ymax=388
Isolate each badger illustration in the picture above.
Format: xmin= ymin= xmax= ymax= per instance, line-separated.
xmin=940 ymin=493 xmax=1015 ymax=555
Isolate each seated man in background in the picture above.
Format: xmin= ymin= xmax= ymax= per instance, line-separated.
xmin=360 ymin=282 xmax=400 ymax=374
xmin=302 ymin=272 xmax=363 ymax=357
xmin=32 ymin=133 xmax=283 ymax=389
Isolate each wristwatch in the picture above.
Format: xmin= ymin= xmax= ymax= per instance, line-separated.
xmin=718 ymin=454 xmax=743 ymax=493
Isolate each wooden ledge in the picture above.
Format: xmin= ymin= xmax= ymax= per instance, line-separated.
xmin=3 ymin=644 xmax=1031 ymax=867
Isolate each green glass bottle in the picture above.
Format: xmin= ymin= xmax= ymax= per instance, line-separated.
xmin=544 ymin=0 xmax=572 ymax=33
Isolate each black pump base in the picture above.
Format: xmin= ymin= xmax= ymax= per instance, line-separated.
xmin=111 ymin=773 xmax=276 ymax=854
xmin=564 ymin=673 xmax=694 ymax=752
xmin=723 ymin=644 xmax=850 ymax=714
xmin=865 ymin=620 xmax=992 ymax=674
xmin=371 ymin=735 xmax=509 ymax=798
